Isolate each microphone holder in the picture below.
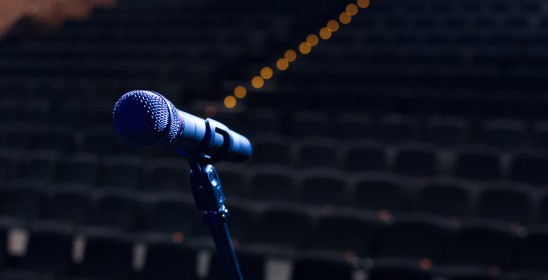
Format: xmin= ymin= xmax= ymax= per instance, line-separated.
xmin=187 ymin=156 xmax=244 ymax=280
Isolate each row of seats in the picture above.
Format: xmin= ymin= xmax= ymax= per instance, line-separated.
xmin=3 ymin=223 xmax=543 ymax=280
xmin=0 ymin=210 xmax=547 ymax=280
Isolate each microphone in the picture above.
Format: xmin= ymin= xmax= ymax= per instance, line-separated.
xmin=112 ymin=90 xmax=252 ymax=163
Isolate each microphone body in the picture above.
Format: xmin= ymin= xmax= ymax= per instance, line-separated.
xmin=113 ymin=90 xmax=252 ymax=163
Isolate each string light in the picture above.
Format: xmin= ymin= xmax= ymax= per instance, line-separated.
xmin=234 ymin=86 xmax=247 ymax=99
xmin=221 ymin=0 xmax=371 ymax=110
xmin=251 ymin=76 xmax=265 ymax=88
xmin=260 ymin=67 xmax=273 ymax=80
xmin=284 ymin=50 xmax=297 ymax=62
xmin=224 ymin=96 xmax=237 ymax=108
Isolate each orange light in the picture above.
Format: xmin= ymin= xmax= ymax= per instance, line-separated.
xmin=204 ymin=105 xmax=217 ymax=117
xmin=299 ymin=42 xmax=312 ymax=55
xmin=357 ymin=0 xmax=370 ymax=8
xmin=171 ymin=232 xmax=185 ymax=244
xmin=284 ymin=50 xmax=297 ymax=62
xmin=251 ymin=76 xmax=264 ymax=89
xmin=346 ymin=4 xmax=359 ymax=16
xmin=339 ymin=12 xmax=352 ymax=24
xmin=234 ymin=86 xmax=247 ymax=99
xmin=319 ymin=27 xmax=332 ymax=40
xmin=224 ymin=96 xmax=237 ymax=108
xmin=327 ymin=20 xmax=340 ymax=32
xmin=260 ymin=67 xmax=273 ymax=80
xmin=419 ymin=259 xmax=433 ymax=270
xmin=276 ymin=58 xmax=289 ymax=70
xmin=306 ymin=34 xmax=319 ymax=47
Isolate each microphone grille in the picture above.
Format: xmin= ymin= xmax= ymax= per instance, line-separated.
xmin=113 ymin=90 xmax=181 ymax=147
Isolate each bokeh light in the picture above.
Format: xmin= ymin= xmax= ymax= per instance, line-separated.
xmin=234 ymin=86 xmax=247 ymax=99
xmin=260 ymin=67 xmax=273 ymax=80
xmin=327 ymin=20 xmax=340 ymax=32
xmin=284 ymin=50 xmax=297 ymax=62
xmin=299 ymin=42 xmax=312 ymax=54
xmin=357 ymin=0 xmax=370 ymax=8
xmin=306 ymin=34 xmax=319 ymax=47
xmin=276 ymin=58 xmax=289 ymax=70
xmin=339 ymin=12 xmax=352 ymax=24
xmin=204 ymin=105 xmax=217 ymax=117
xmin=346 ymin=4 xmax=358 ymax=16
xmin=224 ymin=96 xmax=237 ymax=109
xmin=251 ymin=76 xmax=265 ymax=88
xmin=319 ymin=27 xmax=333 ymax=40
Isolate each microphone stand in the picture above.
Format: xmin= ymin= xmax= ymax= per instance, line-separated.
xmin=188 ymin=157 xmax=244 ymax=280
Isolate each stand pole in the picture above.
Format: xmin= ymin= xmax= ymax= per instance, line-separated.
xmin=188 ymin=159 xmax=243 ymax=280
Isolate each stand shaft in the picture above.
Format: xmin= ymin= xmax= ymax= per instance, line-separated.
xmin=204 ymin=213 xmax=243 ymax=280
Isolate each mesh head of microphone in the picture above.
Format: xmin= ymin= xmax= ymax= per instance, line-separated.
xmin=113 ymin=90 xmax=181 ymax=148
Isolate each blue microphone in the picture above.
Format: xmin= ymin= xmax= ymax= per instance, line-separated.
xmin=113 ymin=90 xmax=252 ymax=163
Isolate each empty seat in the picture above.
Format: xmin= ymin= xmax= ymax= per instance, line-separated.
xmin=142 ymin=158 xmax=190 ymax=192
xmin=368 ymin=261 xmax=433 ymax=280
xmin=516 ymin=225 xmax=548 ymax=273
xmin=290 ymin=111 xmax=330 ymax=138
xmin=77 ymin=126 xmax=115 ymax=155
xmin=142 ymin=193 xmax=204 ymax=238
xmin=344 ymin=140 xmax=387 ymax=173
xmin=250 ymin=204 xmax=310 ymax=250
xmin=20 ymin=151 xmax=61 ymax=183
xmin=540 ymin=194 xmax=548 ymax=223
xmin=296 ymin=138 xmax=342 ymax=169
xmin=19 ymin=224 xmax=73 ymax=276
xmin=393 ymin=142 xmax=440 ymax=177
xmin=46 ymin=187 xmax=91 ymax=227
xmin=32 ymin=126 xmax=73 ymax=153
xmin=245 ymin=109 xmax=281 ymax=136
xmin=70 ymin=231 xmax=134 ymax=280
xmin=0 ymin=149 xmax=16 ymax=182
xmin=532 ymin=121 xmax=548 ymax=150
xmin=453 ymin=147 xmax=502 ymax=181
xmin=58 ymin=153 xmax=100 ymax=186
xmin=90 ymin=191 xmax=139 ymax=231
xmin=378 ymin=114 xmax=419 ymax=143
xmin=380 ymin=214 xmax=453 ymax=264
xmin=135 ymin=240 xmax=197 ymax=280
xmin=334 ymin=113 xmax=373 ymax=140
xmin=216 ymin=164 xmax=248 ymax=198
xmin=290 ymin=253 xmax=355 ymax=280
xmin=449 ymin=220 xmax=516 ymax=269
xmin=1 ymin=185 xmax=45 ymax=221
xmin=509 ymin=151 xmax=548 ymax=186
xmin=481 ymin=119 xmax=527 ymax=150
xmin=477 ymin=181 xmax=536 ymax=224
xmin=350 ymin=173 xmax=408 ymax=212
xmin=299 ymin=169 xmax=348 ymax=207
xmin=208 ymin=247 xmax=266 ymax=280
xmin=309 ymin=210 xmax=384 ymax=257
xmin=100 ymin=155 xmax=143 ymax=190
xmin=250 ymin=136 xmax=293 ymax=166
xmin=415 ymin=177 xmax=475 ymax=218
xmin=423 ymin=116 xmax=469 ymax=148
xmin=248 ymin=166 xmax=298 ymax=202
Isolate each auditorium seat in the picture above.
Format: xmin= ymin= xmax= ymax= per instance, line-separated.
xmin=448 ymin=219 xmax=516 ymax=269
xmin=477 ymin=181 xmax=536 ymax=224
xmin=0 ymin=270 xmax=46 ymax=280
xmin=17 ymin=224 xmax=73 ymax=277
xmin=516 ymin=225 xmax=548 ymax=274
xmin=142 ymin=158 xmax=189 ymax=193
xmin=531 ymin=121 xmax=548 ymax=149
xmin=134 ymin=239 xmax=197 ymax=280
xmin=100 ymin=155 xmax=143 ymax=190
xmin=296 ymin=138 xmax=342 ymax=169
xmin=77 ymin=126 xmax=115 ymax=156
xmin=290 ymin=252 xmax=355 ymax=280
xmin=350 ymin=172 xmax=408 ymax=213
xmin=423 ymin=116 xmax=469 ymax=148
xmin=415 ymin=177 xmax=475 ymax=218
xmin=208 ymin=247 xmax=266 ymax=280
xmin=481 ymin=119 xmax=528 ymax=150
xmin=32 ymin=126 xmax=73 ymax=153
xmin=509 ymin=151 xmax=548 ymax=186
xmin=0 ymin=149 xmax=16 ymax=182
xmin=343 ymin=140 xmax=387 ymax=173
xmin=1 ymin=185 xmax=45 ymax=221
xmin=216 ymin=164 xmax=247 ymax=198
xmin=378 ymin=114 xmax=419 ymax=143
xmin=453 ymin=147 xmax=502 ymax=181
xmin=393 ymin=142 xmax=441 ymax=177
xmin=380 ymin=214 xmax=453 ymax=264
xmin=69 ymin=230 xmax=133 ymax=280
xmin=368 ymin=261 xmax=433 ymax=280
xmin=249 ymin=136 xmax=293 ymax=166
xmin=334 ymin=112 xmax=373 ymax=139
xmin=20 ymin=151 xmax=61 ymax=183
xmin=290 ymin=111 xmax=330 ymax=138
xmin=299 ymin=169 xmax=348 ymax=207
xmin=248 ymin=166 xmax=298 ymax=202
xmin=58 ymin=153 xmax=100 ymax=186
xmin=142 ymin=193 xmax=204 ymax=239
xmin=90 ymin=191 xmax=139 ymax=231
xmin=308 ymin=210 xmax=383 ymax=258
xmin=224 ymin=199 xmax=258 ymax=243
xmin=245 ymin=109 xmax=281 ymax=136
xmin=249 ymin=204 xmax=310 ymax=251
xmin=46 ymin=187 xmax=91 ymax=227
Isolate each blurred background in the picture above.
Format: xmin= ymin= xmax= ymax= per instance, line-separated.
xmin=0 ymin=0 xmax=547 ymax=279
